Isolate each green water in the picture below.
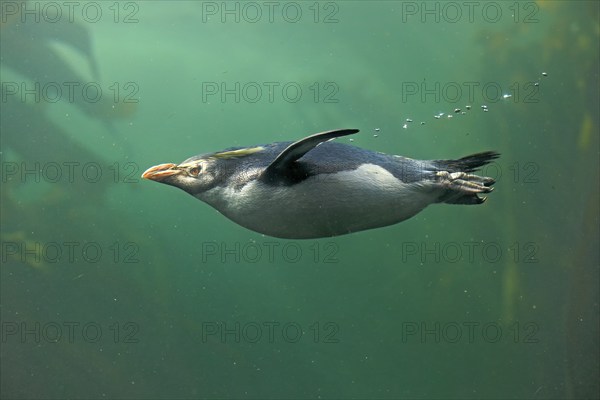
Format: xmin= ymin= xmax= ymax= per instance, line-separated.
xmin=1 ymin=1 xmax=598 ymax=399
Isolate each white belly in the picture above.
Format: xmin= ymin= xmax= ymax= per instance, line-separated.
xmin=199 ymin=164 xmax=437 ymax=238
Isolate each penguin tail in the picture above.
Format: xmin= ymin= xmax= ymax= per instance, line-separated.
xmin=433 ymin=151 xmax=499 ymax=205
xmin=434 ymin=151 xmax=500 ymax=173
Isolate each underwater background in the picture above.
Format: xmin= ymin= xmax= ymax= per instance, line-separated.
xmin=1 ymin=1 xmax=598 ymax=399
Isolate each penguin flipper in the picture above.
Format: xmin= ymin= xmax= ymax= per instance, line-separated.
xmin=265 ymin=129 xmax=359 ymax=176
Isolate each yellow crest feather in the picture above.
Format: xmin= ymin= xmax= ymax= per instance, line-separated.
xmin=211 ymin=147 xmax=264 ymax=159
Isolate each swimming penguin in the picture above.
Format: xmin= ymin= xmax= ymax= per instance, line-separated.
xmin=142 ymin=129 xmax=499 ymax=239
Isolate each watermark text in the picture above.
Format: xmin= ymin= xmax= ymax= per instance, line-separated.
xmin=200 ymin=241 xmax=339 ymax=264
xmin=1 ymin=162 xmax=140 ymax=184
xmin=402 ymin=321 xmax=539 ymax=343
xmin=400 ymin=2 xmax=539 ymax=24
xmin=1 ymin=81 xmax=139 ymax=104
xmin=1 ymin=1 xmax=139 ymax=24
xmin=200 ymin=1 xmax=340 ymax=23
xmin=1 ymin=241 xmax=140 ymax=264
xmin=201 ymin=81 xmax=339 ymax=103
xmin=401 ymin=241 xmax=539 ymax=264
xmin=401 ymin=81 xmax=540 ymax=104
xmin=2 ymin=321 xmax=139 ymax=343
xmin=201 ymin=321 xmax=340 ymax=343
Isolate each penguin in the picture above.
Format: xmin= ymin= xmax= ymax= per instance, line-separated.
xmin=142 ymin=129 xmax=499 ymax=239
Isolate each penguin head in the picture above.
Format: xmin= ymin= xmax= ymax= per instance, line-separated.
xmin=141 ymin=158 xmax=220 ymax=195
xmin=142 ymin=146 xmax=265 ymax=195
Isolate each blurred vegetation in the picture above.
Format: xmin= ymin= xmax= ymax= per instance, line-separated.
xmin=478 ymin=2 xmax=599 ymax=398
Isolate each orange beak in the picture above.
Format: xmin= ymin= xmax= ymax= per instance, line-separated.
xmin=141 ymin=163 xmax=179 ymax=181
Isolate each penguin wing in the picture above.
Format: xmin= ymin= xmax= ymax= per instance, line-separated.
xmin=264 ymin=129 xmax=359 ymax=178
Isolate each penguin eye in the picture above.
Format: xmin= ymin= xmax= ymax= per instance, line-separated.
xmin=188 ymin=166 xmax=202 ymax=176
